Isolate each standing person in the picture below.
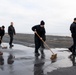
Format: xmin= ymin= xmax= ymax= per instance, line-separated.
xmin=8 ymin=22 xmax=16 ymax=48
xmin=32 ymin=20 xmax=46 ymax=57
xmin=0 ymin=26 xmax=5 ymax=47
xmin=69 ymin=18 xmax=76 ymax=56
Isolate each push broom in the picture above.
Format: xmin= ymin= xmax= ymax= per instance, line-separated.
xmin=35 ymin=31 xmax=57 ymax=60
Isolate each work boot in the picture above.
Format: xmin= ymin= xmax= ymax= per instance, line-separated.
xmin=9 ymin=45 xmax=14 ymax=48
xmin=68 ymin=47 xmax=72 ymax=52
xmin=68 ymin=54 xmax=73 ymax=58
xmin=35 ymin=53 xmax=40 ymax=57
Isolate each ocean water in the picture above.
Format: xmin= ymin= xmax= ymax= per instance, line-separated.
xmin=46 ymin=32 xmax=71 ymax=36
xmin=23 ymin=30 xmax=71 ymax=37
xmin=7 ymin=23 xmax=71 ymax=37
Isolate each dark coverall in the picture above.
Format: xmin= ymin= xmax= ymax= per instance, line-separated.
xmin=0 ymin=27 xmax=5 ymax=45
xmin=32 ymin=25 xmax=46 ymax=54
xmin=70 ymin=22 xmax=76 ymax=55
xmin=8 ymin=25 xmax=15 ymax=47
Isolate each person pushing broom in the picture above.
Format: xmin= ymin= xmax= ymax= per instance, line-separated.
xmin=32 ymin=20 xmax=46 ymax=57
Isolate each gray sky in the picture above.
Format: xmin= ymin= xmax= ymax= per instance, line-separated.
xmin=0 ymin=0 xmax=76 ymax=36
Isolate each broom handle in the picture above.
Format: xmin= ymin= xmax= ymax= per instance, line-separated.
xmin=35 ymin=31 xmax=54 ymax=55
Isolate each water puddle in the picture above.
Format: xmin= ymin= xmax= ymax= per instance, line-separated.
xmin=0 ymin=43 xmax=75 ymax=75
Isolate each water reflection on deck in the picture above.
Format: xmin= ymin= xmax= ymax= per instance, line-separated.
xmin=0 ymin=43 xmax=74 ymax=75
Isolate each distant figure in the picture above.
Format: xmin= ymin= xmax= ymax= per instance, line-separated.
xmin=32 ymin=20 xmax=46 ymax=57
xmin=69 ymin=18 xmax=76 ymax=56
xmin=8 ymin=22 xmax=16 ymax=48
xmin=0 ymin=26 xmax=5 ymax=47
xmin=7 ymin=54 xmax=15 ymax=64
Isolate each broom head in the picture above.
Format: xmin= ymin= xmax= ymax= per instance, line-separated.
xmin=2 ymin=46 xmax=7 ymax=49
xmin=50 ymin=54 xmax=57 ymax=60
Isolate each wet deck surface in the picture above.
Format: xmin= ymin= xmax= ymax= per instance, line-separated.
xmin=0 ymin=43 xmax=74 ymax=75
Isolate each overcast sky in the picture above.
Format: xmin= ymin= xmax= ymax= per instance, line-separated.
xmin=0 ymin=0 xmax=76 ymax=36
